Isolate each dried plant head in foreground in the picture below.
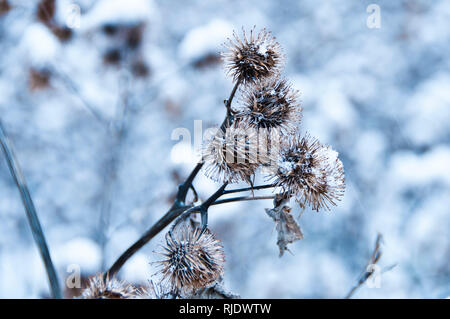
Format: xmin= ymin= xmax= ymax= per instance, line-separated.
xmin=155 ymin=226 xmax=225 ymax=293
xmin=222 ymin=27 xmax=284 ymax=85
xmin=202 ymin=124 xmax=263 ymax=183
xmin=80 ymin=273 xmax=139 ymax=299
xmin=270 ymin=134 xmax=345 ymax=211
xmin=236 ymin=77 xmax=302 ymax=135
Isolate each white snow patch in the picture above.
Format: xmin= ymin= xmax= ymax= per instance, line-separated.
xmin=179 ymin=19 xmax=233 ymax=62
xmin=21 ymin=23 xmax=60 ymax=66
xmin=54 ymin=237 xmax=101 ymax=274
xmin=81 ymin=0 xmax=157 ymax=30
xmin=403 ymin=73 xmax=450 ymax=146
xmin=122 ymin=253 xmax=152 ymax=284
xmin=389 ymin=146 xmax=450 ymax=187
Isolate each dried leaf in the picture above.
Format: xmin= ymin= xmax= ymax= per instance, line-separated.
xmin=265 ymin=201 xmax=303 ymax=257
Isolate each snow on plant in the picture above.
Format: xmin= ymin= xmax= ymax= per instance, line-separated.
xmin=0 ymin=23 xmax=345 ymax=298
xmin=83 ymin=27 xmax=345 ymax=298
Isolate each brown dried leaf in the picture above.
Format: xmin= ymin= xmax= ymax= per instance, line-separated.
xmin=265 ymin=201 xmax=303 ymax=257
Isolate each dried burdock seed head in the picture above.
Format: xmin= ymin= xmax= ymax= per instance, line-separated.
xmin=80 ymin=273 xmax=140 ymax=299
xmin=137 ymin=280 xmax=174 ymax=299
xmin=270 ymin=134 xmax=345 ymax=211
xmin=202 ymin=124 xmax=263 ymax=183
xmin=222 ymin=27 xmax=284 ymax=85
xmin=236 ymin=77 xmax=302 ymax=135
xmin=154 ymin=226 xmax=225 ymax=293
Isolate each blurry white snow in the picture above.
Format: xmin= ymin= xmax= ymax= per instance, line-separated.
xmin=81 ymin=0 xmax=157 ymax=30
xmin=54 ymin=237 xmax=101 ymax=274
xmin=389 ymin=145 xmax=450 ymax=187
xmin=170 ymin=142 xmax=198 ymax=165
xmin=122 ymin=253 xmax=152 ymax=284
xmin=0 ymin=249 xmax=48 ymax=298
xmin=34 ymin=98 xmax=70 ymax=132
xmin=403 ymin=73 xmax=450 ymax=146
xmin=353 ymin=131 xmax=387 ymax=181
xmin=316 ymin=83 xmax=357 ymax=131
xmin=20 ymin=23 xmax=60 ymax=66
xmin=178 ymin=19 xmax=233 ymax=63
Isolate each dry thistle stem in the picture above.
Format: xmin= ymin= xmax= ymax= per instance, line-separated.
xmin=265 ymin=195 xmax=304 ymax=257
xmin=236 ymin=77 xmax=302 ymax=135
xmin=155 ymin=226 xmax=225 ymax=293
xmin=202 ymin=124 xmax=262 ymax=183
xmin=270 ymin=134 xmax=345 ymax=211
xmin=222 ymin=27 xmax=284 ymax=85
xmin=80 ymin=273 xmax=140 ymax=299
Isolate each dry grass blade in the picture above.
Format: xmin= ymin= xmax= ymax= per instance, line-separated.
xmin=0 ymin=120 xmax=62 ymax=298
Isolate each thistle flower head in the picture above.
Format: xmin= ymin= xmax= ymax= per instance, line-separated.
xmin=270 ymin=134 xmax=345 ymax=211
xmin=236 ymin=77 xmax=302 ymax=134
xmin=155 ymin=226 xmax=225 ymax=293
xmin=222 ymin=27 xmax=284 ymax=84
xmin=202 ymin=124 xmax=263 ymax=183
xmin=80 ymin=273 xmax=139 ymax=299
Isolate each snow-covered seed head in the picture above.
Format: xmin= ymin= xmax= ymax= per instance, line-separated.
xmin=236 ymin=77 xmax=302 ymax=135
xmin=80 ymin=273 xmax=139 ymax=299
xmin=222 ymin=27 xmax=284 ymax=85
xmin=155 ymin=226 xmax=225 ymax=292
xmin=270 ymin=134 xmax=345 ymax=211
xmin=202 ymin=124 xmax=263 ymax=183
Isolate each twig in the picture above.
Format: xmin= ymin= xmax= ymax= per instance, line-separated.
xmin=106 ymin=79 xmax=242 ymax=277
xmin=0 ymin=120 xmax=62 ymax=298
xmin=225 ymin=80 xmax=240 ymax=117
xmin=172 ymin=183 xmax=229 ymax=237
xmin=50 ymin=67 xmax=108 ymax=126
xmin=107 ymin=205 xmax=192 ymax=278
xmin=345 ymin=233 xmax=391 ymax=299
xmin=223 ymin=184 xmax=276 ymax=195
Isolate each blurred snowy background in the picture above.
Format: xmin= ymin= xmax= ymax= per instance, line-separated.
xmin=0 ymin=0 xmax=449 ymax=298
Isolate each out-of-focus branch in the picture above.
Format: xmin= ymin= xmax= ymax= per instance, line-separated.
xmin=0 ymin=120 xmax=62 ymax=299
xmin=345 ymin=234 xmax=396 ymax=299
xmin=51 ymin=67 xmax=108 ymax=126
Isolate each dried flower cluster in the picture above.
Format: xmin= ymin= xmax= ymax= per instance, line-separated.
xmin=222 ymin=28 xmax=284 ymax=84
xmin=80 ymin=273 xmax=140 ymax=299
xmin=202 ymin=27 xmax=345 ymax=213
xmin=202 ymin=125 xmax=260 ymax=183
xmin=236 ymin=77 xmax=302 ymax=134
xmin=72 ymin=27 xmax=348 ymax=301
xmin=154 ymin=226 xmax=225 ymax=293
xmin=271 ymin=135 xmax=345 ymax=211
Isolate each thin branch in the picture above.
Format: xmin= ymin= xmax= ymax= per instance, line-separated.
xmin=223 ymin=184 xmax=276 ymax=195
xmin=345 ymin=233 xmax=395 ymax=299
xmin=50 ymin=67 xmax=108 ymax=126
xmin=106 ymin=79 xmax=242 ymax=277
xmin=175 ymin=162 xmax=203 ymax=206
xmin=225 ymin=79 xmax=241 ymax=117
xmin=107 ymin=205 xmax=191 ymax=277
xmin=171 ymin=183 xmax=228 ymax=235
xmin=0 ymin=121 xmax=62 ymax=298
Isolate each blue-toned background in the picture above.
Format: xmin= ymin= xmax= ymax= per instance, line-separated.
xmin=0 ymin=0 xmax=448 ymax=298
